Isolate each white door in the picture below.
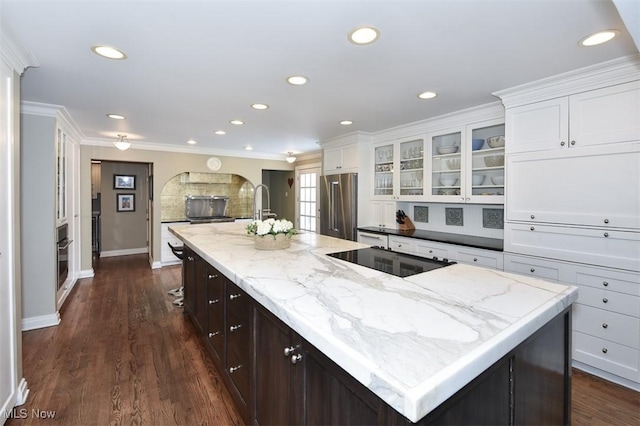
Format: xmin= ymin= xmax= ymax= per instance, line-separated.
xmin=296 ymin=165 xmax=321 ymax=233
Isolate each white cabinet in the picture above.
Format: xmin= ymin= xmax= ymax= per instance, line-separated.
xmin=456 ymin=246 xmax=504 ymax=270
xmin=324 ymin=143 xmax=358 ymax=174
xmin=503 ymin=253 xmax=562 ymax=282
xmin=388 ymin=236 xmax=413 ymax=254
xmin=504 ymin=222 xmax=640 ymax=272
xmin=371 ymin=200 xmax=397 ymax=229
xmin=506 ymin=142 xmax=640 ymax=230
xmin=357 ymin=231 xmax=388 ymax=249
xmin=162 ymin=223 xmax=187 ymax=265
xmin=414 ymin=239 xmax=451 ymax=260
xmin=428 ymin=119 xmax=505 ymax=204
xmin=56 ymin=127 xmax=68 ymax=223
xmin=372 ymin=137 xmax=426 ymax=201
xmin=506 ymin=81 xmax=640 ymax=154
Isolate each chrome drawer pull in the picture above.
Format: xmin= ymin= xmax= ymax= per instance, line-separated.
xmin=530 ymin=214 xmax=535 ymax=219
xmin=604 ymin=232 xmax=609 ymax=238
xmin=283 ymin=346 xmax=296 ymax=357
xmin=291 ymin=354 xmax=303 ymax=365
xmin=229 ymin=365 xmax=242 ymax=373
xmin=229 ymin=294 xmax=241 ymax=300
xmin=473 ymin=258 xmax=478 ymax=262
xmin=602 ymin=298 xmax=608 ymax=304
xmin=208 ymin=274 xmax=217 ymax=279
xmin=208 ymin=331 xmax=220 ymax=338
xmin=530 ymin=268 xmax=535 ymax=273
xmin=603 ymin=281 xmax=609 ymax=287
xmin=602 ymin=323 xmax=608 ymax=329
xmin=229 ymin=324 xmax=242 ymax=332
xmin=602 ymin=348 xmax=608 ymax=354
xmin=604 ymin=218 xmax=609 ymax=224
xmin=530 ymin=226 xmax=535 ymax=231
xmin=209 ymin=299 xmax=219 ymax=305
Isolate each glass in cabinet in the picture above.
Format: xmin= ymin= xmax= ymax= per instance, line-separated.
xmin=374 ymin=144 xmax=394 ymax=196
xmin=398 ymin=139 xmax=424 ymax=196
xmin=467 ymin=122 xmax=505 ymax=203
xmin=430 ymin=130 xmax=463 ymax=200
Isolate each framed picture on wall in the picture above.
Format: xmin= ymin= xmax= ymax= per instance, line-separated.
xmin=113 ymin=174 xmax=136 ymax=190
xmin=116 ymin=193 xmax=135 ymax=212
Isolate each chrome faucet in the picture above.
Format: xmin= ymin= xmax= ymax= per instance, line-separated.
xmin=252 ymin=184 xmax=271 ymax=220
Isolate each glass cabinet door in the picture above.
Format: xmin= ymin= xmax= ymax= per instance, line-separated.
xmin=399 ymin=139 xmax=424 ymax=197
xmin=374 ymin=144 xmax=394 ymax=196
xmin=467 ymin=122 xmax=505 ymax=203
xmin=56 ymin=128 xmax=67 ymax=221
xmin=430 ymin=130 xmax=463 ymax=200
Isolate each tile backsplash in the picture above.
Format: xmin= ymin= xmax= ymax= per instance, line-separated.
xmin=398 ymin=202 xmax=504 ymax=239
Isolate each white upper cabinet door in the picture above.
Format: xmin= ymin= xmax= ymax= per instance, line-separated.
xmin=324 ymin=143 xmax=359 ymax=174
xmin=569 ymin=81 xmax=640 ymax=149
xmin=506 ymin=142 xmax=640 ymax=230
xmin=505 ymin=97 xmax=569 ymax=154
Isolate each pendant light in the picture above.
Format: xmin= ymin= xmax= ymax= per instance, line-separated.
xmin=285 ymin=152 xmax=296 ymax=163
xmin=114 ymin=134 xmax=131 ymax=151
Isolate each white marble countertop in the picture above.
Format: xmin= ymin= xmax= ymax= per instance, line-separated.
xmin=169 ymin=222 xmax=578 ymax=422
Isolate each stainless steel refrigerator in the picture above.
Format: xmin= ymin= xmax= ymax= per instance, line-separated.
xmin=320 ymin=173 xmax=358 ymax=241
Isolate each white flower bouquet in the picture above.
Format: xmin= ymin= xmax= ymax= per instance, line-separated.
xmin=246 ymin=218 xmax=296 ymax=237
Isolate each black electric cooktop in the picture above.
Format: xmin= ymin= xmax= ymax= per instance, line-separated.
xmin=327 ymin=247 xmax=455 ymax=278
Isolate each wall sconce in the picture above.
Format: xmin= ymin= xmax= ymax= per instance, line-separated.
xmin=113 ymin=134 xmax=131 ymax=151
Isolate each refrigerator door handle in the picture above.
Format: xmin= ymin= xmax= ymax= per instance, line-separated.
xmin=330 ymin=181 xmax=339 ymax=232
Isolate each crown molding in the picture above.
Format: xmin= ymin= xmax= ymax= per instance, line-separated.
xmin=0 ymin=16 xmax=39 ymax=74
xmin=21 ymin=101 xmax=85 ymax=142
xmin=494 ymin=54 xmax=640 ymax=108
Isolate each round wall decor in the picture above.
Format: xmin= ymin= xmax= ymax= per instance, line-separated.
xmin=206 ymin=156 xmax=222 ymax=171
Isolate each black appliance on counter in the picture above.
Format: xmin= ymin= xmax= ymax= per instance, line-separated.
xmin=327 ymin=247 xmax=455 ymax=278
xmin=185 ymin=195 xmax=236 ymax=224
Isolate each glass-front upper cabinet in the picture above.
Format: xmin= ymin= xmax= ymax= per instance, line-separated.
xmin=430 ymin=128 xmax=464 ymax=201
xmin=466 ymin=120 xmax=505 ymax=204
xmin=398 ymin=139 xmax=424 ymax=197
xmin=56 ymin=127 xmax=67 ymax=222
xmin=374 ymin=143 xmax=394 ymax=197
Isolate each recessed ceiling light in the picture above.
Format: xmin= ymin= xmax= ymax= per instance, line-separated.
xmin=91 ymin=45 xmax=127 ymax=60
xmin=245 ymin=145 xmax=253 ymax=151
xmin=230 ymin=120 xmax=244 ymax=125
xmin=579 ymin=30 xmax=620 ymax=47
xmin=287 ymin=75 xmax=308 ymax=86
xmin=186 ymin=139 xmax=197 ymax=145
xmin=348 ymin=26 xmax=380 ymax=45
xmin=251 ymin=103 xmax=269 ymax=110
xmin=340 ymin=120 xmax=353 ymax=126
xmin=107 ymin=113 xmax=126 ymax=120
xmin=214 ymin=130 xmax=226 ymax=135
xmin=418 ymin=91 xmax=438 ymax=100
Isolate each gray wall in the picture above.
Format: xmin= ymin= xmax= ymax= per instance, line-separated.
xmin=263 ymin=170 xmax=295 ymax=221
xmin=99 ymin=161 xmax=149 ymax=253
xmin=20 ymin=113 xmax=56 ymax=318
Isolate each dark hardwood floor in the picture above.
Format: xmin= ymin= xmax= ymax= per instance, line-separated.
xmin=7 ymin=254 xmax=640 ymax=425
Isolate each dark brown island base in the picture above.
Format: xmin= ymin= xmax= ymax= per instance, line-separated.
xmin=181 ymin=244 xmax=572 ymax=425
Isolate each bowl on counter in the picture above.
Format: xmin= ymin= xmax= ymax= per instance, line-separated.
xmin=491 ymin=175 xmax=505 ymax=185
xmin=439 ymin=177 xmax=459 ymax=187
xmin=472 ymin=138 xmax=484 ymax=151
xmin=446 ymin=158 xmax=460 ymax=170
xmin=487 ymin=135 xmax=505 ymax=148
xmin=484 ymin=155 xmax=505 ymax=167
xmin=437 ymin=145 xmax=459 ymax=155
xmin=472 ymin=174 xmax=486 ymax=185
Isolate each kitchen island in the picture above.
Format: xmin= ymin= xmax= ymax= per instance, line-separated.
xmin=170 ymin=222 xmax=578 ymax=424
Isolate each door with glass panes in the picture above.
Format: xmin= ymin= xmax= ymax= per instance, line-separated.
xmin=296 ymin=166 xmax=320 ymax=233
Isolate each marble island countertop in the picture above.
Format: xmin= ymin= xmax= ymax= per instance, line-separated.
xmin=169 ymin=222 xmax=578 ymax=422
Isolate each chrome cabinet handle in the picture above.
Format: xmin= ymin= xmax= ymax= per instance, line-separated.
xmin=208 ymin=274 xmax=217 ymax=279
xmin=530 ymin=268 xmax=535 ymax=273
xmin=602 ymin=348 xmax=608 ymax=354
xmin=283 ymin=346 xmax=296 ymax=356
xmin=602 ymin=323 xmax=608 ymax=329
xmin=229 ymin=294 xmax=241 ymax=300
xmin=570 ymin=140 xmax=576 ymax=146
xmin=530 ymin=226 xmax=535 ymax=231
xmin=187 ymin=256 xmax=195 ymax=261
xmin=602 ymin=298 xmax=608 ymax=304
xmin=291 ymin=354 xmax=303 ymax=365
xmin=229 ymin=324 xmax=242 ymax=332
xmin=560 ymin=141 xmax=566 ymax=146
xmin=604 ymin=232 xmax=609 ymax=238
xmin=473 ymin=258 xmax=478 ymax=262
xmin=603 ymin=281 xmax=609 ymax=287
xmin=209 ymin=299 xmax=219 ymax=305
xmin=530 ymin=214 xmax=535 ymax=219
xmin=208 ymin=331 xmax=220 ymax=338
xmin=229 ymin=365 xmax=242 ymax=373
xmin=604 ymin=218 xmax=609 ymax=224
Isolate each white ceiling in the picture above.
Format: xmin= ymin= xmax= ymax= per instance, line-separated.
xmin=3 ymin=0 xmax=638 ymax=160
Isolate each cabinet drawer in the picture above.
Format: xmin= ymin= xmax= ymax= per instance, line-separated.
xmin=388 ymin=237 xmax=413 ymax=254
xmin=573 ymin=304 xmax=639 ymax=348
xmin=414 ymin=241 xmax=450 ymax=261
xmin=574 ymin=268 xmax=640 ymax=297
xmin=456 ymin=248 xmax=503 ymax=270
xmin=504 ymin=223 xmax=640 ymax=271
xmin=576 ymin=286 xmax=640 ymax=318
xmin=358 ymin=232 xmax=388 ymax=249
xmin=227 ymin=284 xmax=251 ymax=319
xmin=573 ymin=331 xmax=639 ymax=382
xmin=503 ymin=253 xmax=560 ymax=281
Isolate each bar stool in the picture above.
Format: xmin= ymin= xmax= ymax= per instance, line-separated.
xmin=167 ymin=242 xmax=184 ymax=306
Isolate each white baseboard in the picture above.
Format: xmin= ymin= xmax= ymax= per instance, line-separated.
xmin=150 ymin=260 xmax=162 ymax=269
xmin=15 ymin=378 xmax=29 ymax=406
xmin=100 ymin=247 xmax=148 ymax=258
xmin=78 ymin=268 xmax=94 ymax=278
xmin=161 ymin=259 xmax=181 ymax=267
xmin=22 ymin=312 xmax=61 ymax=331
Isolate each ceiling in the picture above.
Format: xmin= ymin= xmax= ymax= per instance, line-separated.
xmin=2 ymin=0 xmax=638 ymax=160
